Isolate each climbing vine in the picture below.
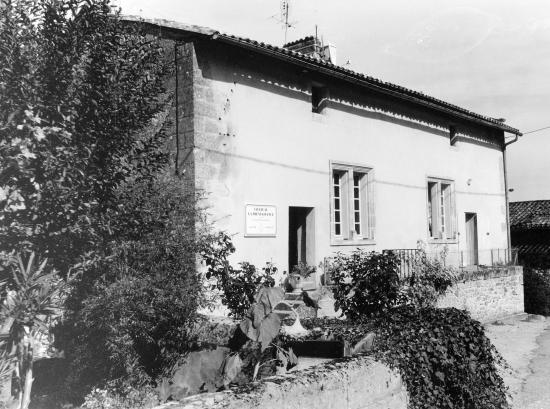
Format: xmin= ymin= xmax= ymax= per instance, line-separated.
xmin=374 ymin=306 xmax=509 ymax=409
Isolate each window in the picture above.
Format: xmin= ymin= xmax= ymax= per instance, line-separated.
xmin=427 ymin=178 xmax=456 ymax=240
xmin=331 ymin=164 xmax=374 ymax=241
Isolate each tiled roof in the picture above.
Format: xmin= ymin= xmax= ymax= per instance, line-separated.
xmin=510 ymin=200 xmax=550 ymax=229
xmin=124 ymin=16 xmax=522 ymax=136
xmin=514 ymin=243 xmax=550 ymax=254
xmin=283 ymin=36 xmax=316 ymax=47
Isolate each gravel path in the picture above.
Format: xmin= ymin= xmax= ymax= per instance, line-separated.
xmin=484 ymin=314 xmax=550 ymax=409
xmin=513 ymin=322 xmax=550 ymax=409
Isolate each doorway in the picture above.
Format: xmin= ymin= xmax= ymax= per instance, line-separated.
xmin=288 ymin=207 xmax=315 ymax=274
xmin=465 ymin=213 xmax=479 ymax=266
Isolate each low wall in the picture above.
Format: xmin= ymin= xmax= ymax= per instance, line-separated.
xmin=438 ymin=266 xmax=524 ymax=322
xmin=155 ymin=356 xmax=407 ymax=409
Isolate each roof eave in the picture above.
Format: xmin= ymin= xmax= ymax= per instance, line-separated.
xmin=216 ymin=35 xmax=521 ymax=135
xmin=123 ymin=16 xmax=522 ymax=136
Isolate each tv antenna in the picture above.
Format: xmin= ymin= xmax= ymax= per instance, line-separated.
xmin=268 ymin=0 xmax=298 ymax=44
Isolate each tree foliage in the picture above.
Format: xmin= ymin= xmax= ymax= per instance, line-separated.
xmin=0 ymin=0 xmax=170 ymax=274
xmin=55 ymin=175 xmax=210 ymax=400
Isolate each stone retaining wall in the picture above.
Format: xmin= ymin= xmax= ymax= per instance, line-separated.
xmin=438 ymin=266 xmax=524 ymax=322
xmin=154 ymin=356 xmax=407 ymax=409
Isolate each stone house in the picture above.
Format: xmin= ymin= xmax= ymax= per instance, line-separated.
xmin=128 ymin=17 xmax=522 ymax=285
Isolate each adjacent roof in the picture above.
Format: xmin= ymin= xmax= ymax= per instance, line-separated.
xmin=513 ymin=243 xmax=550 ymax=255
xmin=123 ymin=16 xmax=522 ymax=136
xmin=510 ymin=200 xmax=550 ymax=229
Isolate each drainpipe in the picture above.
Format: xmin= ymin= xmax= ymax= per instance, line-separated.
xmin=503 ymin=133 xmax=520 ymax=262
xmin=174 ymin=42 xmax=180 ymax=175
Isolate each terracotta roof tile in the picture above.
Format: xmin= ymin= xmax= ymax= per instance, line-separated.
xmin=514 ymin=243 xmax=550 ymax=254
xmin=510 ymin=200 xmax=550 ymax=229
xmin=123 ymin=16 xmax=522 ymax=136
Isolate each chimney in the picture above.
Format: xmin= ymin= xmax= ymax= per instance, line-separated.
xmin=283 ymin=36 xmax=337 ymax=64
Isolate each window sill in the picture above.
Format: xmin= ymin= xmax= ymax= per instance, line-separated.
xmin=428 ymin=238 xmax=458 ymax=245
xmin=330 ymin=238 xmax=376 ymax=247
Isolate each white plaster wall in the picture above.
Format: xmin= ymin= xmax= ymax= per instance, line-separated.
xmin=192 ymin=45 xmax=508 ymax=277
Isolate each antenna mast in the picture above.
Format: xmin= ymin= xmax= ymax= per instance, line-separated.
xmin=271 ymin=0 xmax=297 ymax=44
xmin=282 ymin=0 xmax=290 ymax=43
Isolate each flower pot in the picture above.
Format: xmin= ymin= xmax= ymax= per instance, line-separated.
xmin=287 ymin=273 xmax=304 ymax=293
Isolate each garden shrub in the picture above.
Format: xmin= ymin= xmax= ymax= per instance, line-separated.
xmin=202 ymin=233 xmax=276 ymax=318
xmin=399 ymin=247 xmax=456 ymax=308
xmin=374 ymin=306 xmax=509 ymax=409
xmin=329 ymin=247 xmax=457 ymax=319
xmin=329 ymin=250 xmax=401 ymax=319
xmin=55 ymin=175 xmax=214 ymax=401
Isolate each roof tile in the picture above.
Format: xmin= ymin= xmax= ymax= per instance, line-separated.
xmin=124 ymin=15 xmax=522 ymax=135
xmin=510 ymin=200 xmax=550 ymax=229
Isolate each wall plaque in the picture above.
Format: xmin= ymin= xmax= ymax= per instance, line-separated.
xmin=245 ymin=204 xmax=277 ymax=237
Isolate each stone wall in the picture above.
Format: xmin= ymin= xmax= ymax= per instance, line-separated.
xmin=437 ymin=266 xmax=524 ymax=322
xmin=154 ymin=356 xmax=407 ymax=409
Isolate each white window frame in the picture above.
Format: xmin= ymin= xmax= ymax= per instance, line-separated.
xmin=427 ymin=177 xmax=457 ymax=242
xmin=330 ymin=162 xmax=375 ymax=245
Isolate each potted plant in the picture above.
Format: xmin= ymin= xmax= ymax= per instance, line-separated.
xmin=286 ymin=262 xmax=316 ymax=293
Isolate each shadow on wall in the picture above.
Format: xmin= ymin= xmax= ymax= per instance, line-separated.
xmin=193 ymin=39 xmax=503 ymax=152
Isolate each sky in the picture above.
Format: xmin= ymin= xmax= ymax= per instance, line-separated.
xmin=115 ymin=0 xmax=550 ymax=202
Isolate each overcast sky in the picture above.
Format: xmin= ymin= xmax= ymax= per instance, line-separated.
xmin=115 ymin=0 xmax=550 ymax=202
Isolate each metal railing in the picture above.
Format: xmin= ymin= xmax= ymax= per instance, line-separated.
xmin=389 ymin=248 xmax=519 ymax=279
xmin=322 ymin=248 xmax=519 ymax=283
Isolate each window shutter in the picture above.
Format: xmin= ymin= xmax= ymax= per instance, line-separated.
xmin=429 ymin=182 xmax=440 ymax=236
xmin=367 ymin=171 xmax=375 ymax=239
xmin=341 ymin=171 xmax=350 ymax=239
xmin=450 ymin=183 xmax=457 ymax=239
xmin=359 ymin=173 xmax=368 ymax=238
xmin=443 ymin=184 xmax=452 ymax=238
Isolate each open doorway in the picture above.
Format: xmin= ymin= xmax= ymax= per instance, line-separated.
xmin=465 ymin=213 xmax=479 ymax=266
xmin=288 ymin=207 xmax=315 ymax=277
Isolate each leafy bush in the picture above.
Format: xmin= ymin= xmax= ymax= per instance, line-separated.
xmin=398 ymin=247 xmax=456 ymax=308
xmin=329 ymin=250 xmax=401 ymax=319
xmin=202 ymin=233 xmax=276 ymax=318
xmin=55 ymin=175 xmax=213 ymax=401
xmin=523 ymin=267 xmax=550 ymax=315
xmin=374 ymin=306 xmax=508 ymax=409
xmin=154 ymin=287 xmax=289 ymax=403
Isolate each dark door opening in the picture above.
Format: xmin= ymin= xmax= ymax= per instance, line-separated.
xmin=465 ymin=213 xmax=479 ymax=266
xmin=288 ymin=207 xmax=315 ymax=274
